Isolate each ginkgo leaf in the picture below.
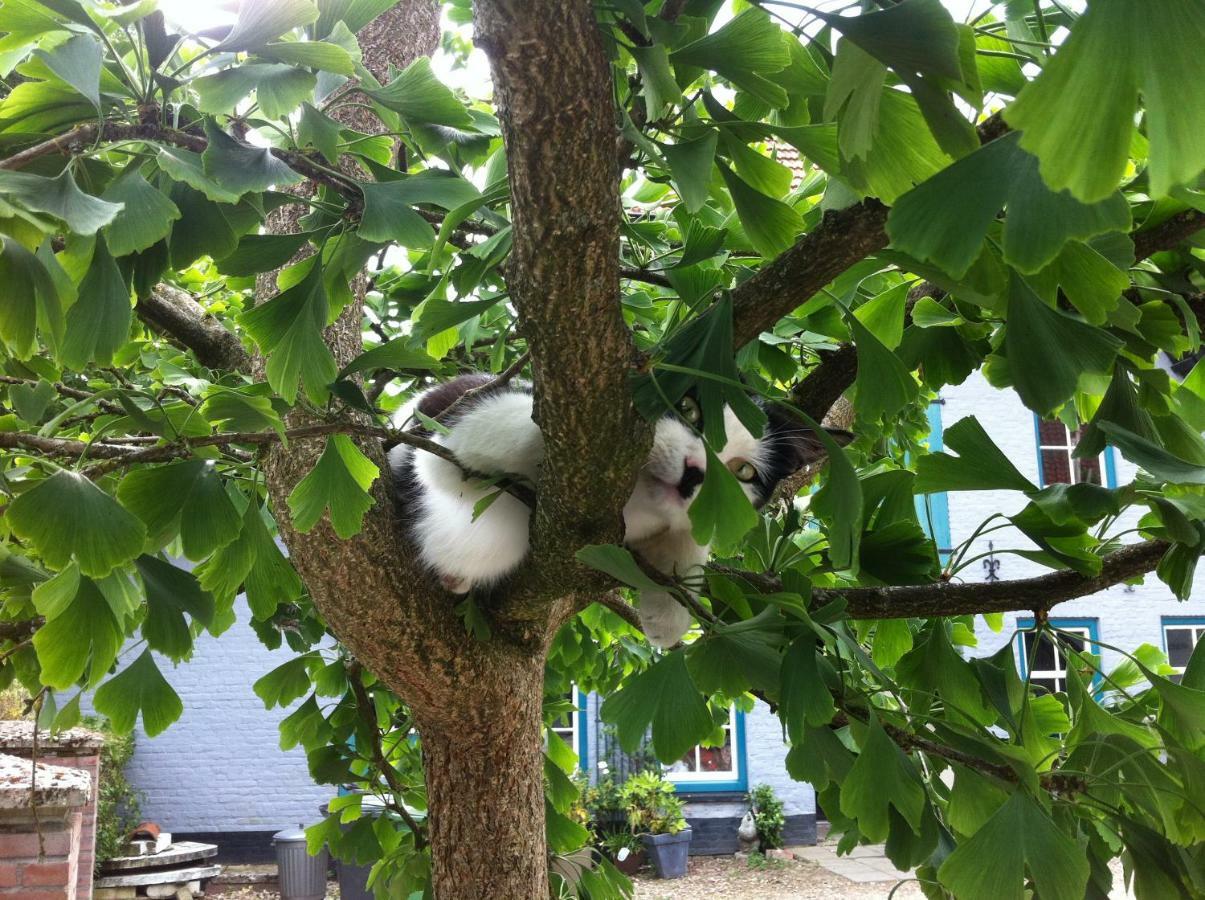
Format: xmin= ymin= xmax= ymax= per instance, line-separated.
xmin=718 ymin=163 xmax=802 ymax=259
xmin=34 ymin=33 xmax=101 ymax=109
xmin=849 ymin=314 xmax=919 ymax=423
xmin=201 ymin=119 xmax=304 ymax=198
xmin=887 ymin=133 xmax=1131 ymax=279
xmin=688 ymin=446 xmax=759 ymax=553
xmin=599 ymin=651 xmax=714 ymax=763
xmin=239 ymin=264 xmax=337 ymax=404
xmin=670 ymin=8 xmax=791 ymax=106
xmin=287 ymin=435 xmax=380 ymax=539
xmin=662 ymin=131 xmax=718 ymax=214
xmin=215 ymin=0 xmax=319 ymax=52
xmin=780 ymin=637 xmax=836 ymax=739
xmin=241 ymin=502 xmax=303 ymax=616
xmin=915 ymin=415 xmax=1036 ymax=494
xmin=254 ymin=653 xmax=319 ymax=708
xmin=59 ymin=238 xmax=130 ymax=370
xmin=0 ymin=170 xmax=122 ymax=235
xmin=100 ymin=167 xmax=182 ymax=257
xmin=136 ymin=555 xmax=216 ymax=660
xmin=686 ymin=609 xmax=782 ymax=695
xmin=938 ymin=792 xmax=1090 ymax=900
xmin=1005 ymin=0 xmax=1205 ymax=202
xmin=839 ymin=715 xmax=926 ymax=842
xmin=118 ymin=460 xmax=241 ymax=560
xmin=297 ymin=101 xmax=342 ymax=163
xmin=364 ymin=56 xmax=473 ymax=129
xmin=259 ymin=39 xmax=354 ymax=74
xmin=93 ymin=649 xmax=184 ymax=737
xmin=157 ymin=146 xmax=244 ymax=204
xmin=0 ymin=236 xmax=59 ymax=359
xmin=7 ymin=470 xmax=146 ymax=577
xmin=1004 ymin=274 xmax=1123 ymax=415
xmin=32 ymin=576 xmax=122 ymax=689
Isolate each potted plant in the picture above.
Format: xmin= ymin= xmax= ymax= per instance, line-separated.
xmin=748 ymin=783 xmax=786 ymax=853
xmin=621 ymin=771 xmax=691 ymax=879
xmin=599 ymin=831 xmax=645 ymax=876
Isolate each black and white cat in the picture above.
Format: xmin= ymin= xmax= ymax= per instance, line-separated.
xmin=387 ymin=373 xmax=844 ymax=647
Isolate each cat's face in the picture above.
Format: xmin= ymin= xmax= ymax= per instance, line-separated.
xmin=622 ymin=397 xmax=842 ymax=544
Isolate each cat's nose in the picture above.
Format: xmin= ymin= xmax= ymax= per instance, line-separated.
xmin=678 ymin=463 xmax=705 ymax=498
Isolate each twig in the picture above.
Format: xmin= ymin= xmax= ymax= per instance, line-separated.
xmin=346 ymin=661 xmax=427 ymax=849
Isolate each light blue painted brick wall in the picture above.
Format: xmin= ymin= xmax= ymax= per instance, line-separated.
xmin=85 ymin=595 xmax=331 ymax=833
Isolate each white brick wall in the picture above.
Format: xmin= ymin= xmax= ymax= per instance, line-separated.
xmin=86 ymin=595 xmax=332 ymax=833
xmin=940 ymin=372 xmax=1205 ymax=667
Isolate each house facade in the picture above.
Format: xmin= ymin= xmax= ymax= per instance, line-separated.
xmin=932 ymin=372 xmax=1205 ymax=683
xmin=105 ymin=373 xmax=1205 ymax=860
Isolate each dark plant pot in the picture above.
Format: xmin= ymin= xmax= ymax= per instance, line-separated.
xmin=641 ymin=829 xmax=692 ymax=879
xmin=611 ymin=848 xmax=646 ymax=876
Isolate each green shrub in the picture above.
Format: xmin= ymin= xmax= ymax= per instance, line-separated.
xmin=83 ymin=716 xmax=143 ymax=865
xmin=620 ymin=770 xmax=686 ymax=836
xmin=748 ymin=783 xmax=785 ymax=850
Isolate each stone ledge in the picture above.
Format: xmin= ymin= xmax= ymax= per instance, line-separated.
xmin=0 ymin=720 xmax=105 ymax=753
xmin=0 ymin=752 xmax=92 ymax=811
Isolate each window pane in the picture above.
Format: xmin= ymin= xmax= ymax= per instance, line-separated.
xmin=1031 ymin=677 xmax=1058 ymax=695
xmin=698 ymin=732 xmax=733 ymax=773
xmin=1167 ymin=628 xmax=1196 ymax=668
xmin=1074 ymin=454 xmax=1103 ymax=485
xmin=1038 ymin=420 xmax=1068 ymax=445
xmin=1026 ymin=632 xmax=1057 ymax=671
xmin=668 ymin=751 xmax=698 ymax=773
xmin=1062 ymin=630 xmax=1087 ymax=655
xmin=1041 ymin=449 xmax=1072 ymax=484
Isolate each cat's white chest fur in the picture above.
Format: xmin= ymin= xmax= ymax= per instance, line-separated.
xmin=389 ymin=376 xmax=824 ymax=647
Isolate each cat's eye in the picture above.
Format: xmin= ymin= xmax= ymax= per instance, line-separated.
xmin=677 ymin=396 xmax=701 ymax=425
xmin=729 ymin=459 xmax=757 ymax=482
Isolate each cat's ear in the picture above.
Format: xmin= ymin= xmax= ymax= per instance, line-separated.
xmin=764 ymin=404 xmax=854 ymax=474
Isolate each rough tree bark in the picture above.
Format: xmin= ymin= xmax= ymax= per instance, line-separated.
xmin=248 ymin=2 xmax=568 ymax=896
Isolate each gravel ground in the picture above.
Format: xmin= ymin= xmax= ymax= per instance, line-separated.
xmin=210 ymin=854 xmax=922 ymax=900
xmin=631 ymin=854 xmax=922 ymax=900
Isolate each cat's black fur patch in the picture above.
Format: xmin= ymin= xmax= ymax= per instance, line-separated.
xmin=748 ymin=403 xmax=853 ymax=506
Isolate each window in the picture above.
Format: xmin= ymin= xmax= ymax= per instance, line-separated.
xmin=663 ymin=708 xmax=747 ymax=792
xmin=1016 ymin=619 xmax=1100 ymax=694
xmin=1163 ymin=618 xmax=1205 ymax=684
xmin=548 ymin=688 xmax=587 ymax=768
xmin=1034 ymin=418 xmax=1114 ymax=487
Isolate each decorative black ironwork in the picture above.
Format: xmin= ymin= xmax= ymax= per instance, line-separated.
xmin=983 ymin=541 xmax=1001 ymax=582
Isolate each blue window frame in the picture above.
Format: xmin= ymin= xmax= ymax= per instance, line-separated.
xmin=916 ymin=400 xmax=952 ymax=558
xmin=1161 ymin=616 xmax=1205 ymax=683
xmin=550 ymin=687 xmax=590 ymax=771
xmin=1016 ymin=617 xmax=1102 ymax=694
xmin=663 ymin=707 xmax=747 ymax=793
xmin=1034 ymin=417 xmax=1116 ymax=488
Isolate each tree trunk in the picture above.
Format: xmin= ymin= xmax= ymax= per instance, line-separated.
xmin=420 ymin=652 xmax=550 ymax=898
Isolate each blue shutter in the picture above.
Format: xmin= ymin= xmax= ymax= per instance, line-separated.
xmin=916 ymin=401 xmax=952 ymax=558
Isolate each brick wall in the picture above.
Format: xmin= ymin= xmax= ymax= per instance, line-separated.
xmin=0 ymin=752 xmax=92 ymax=900
xmin=0 ymin=723 xmax=101 ymax=898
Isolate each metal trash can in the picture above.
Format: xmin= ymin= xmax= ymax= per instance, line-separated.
xmin=274 ymin=824 xmax=330 ymax=900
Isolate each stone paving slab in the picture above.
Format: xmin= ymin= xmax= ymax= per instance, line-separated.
xmin=787 ymin=842 xmax=910 ymax=884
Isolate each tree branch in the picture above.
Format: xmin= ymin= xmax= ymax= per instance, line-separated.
xmin=137 ymin=284 xmax=252 ymax=372
xmin=1133 ymin=209 xmax=1205 ymax=261
xmin=475 ymin=0 xmax=647 ymax=598
xmin=712 ymin=539 xmax=1170 ymax=619
xmin=0 ymin=619 xmax=42 ymax=643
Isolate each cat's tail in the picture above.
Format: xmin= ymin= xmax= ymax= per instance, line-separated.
xmin=637 ymin=590 xmax=693 ymax=649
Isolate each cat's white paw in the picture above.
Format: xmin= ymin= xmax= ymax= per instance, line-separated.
xmin=638 ymin=590 xmax=693 ymax=649
xmin=440 ymin=573 xmax=471 ymax=594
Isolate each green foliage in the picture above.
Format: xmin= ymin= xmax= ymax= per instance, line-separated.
xmin=748 ymin=783 xmax=785 ymax=851
xmin=0 ymin=1 xmax=1203 ymax=897
xmin=619 ymin=771 xmax=686 ymax=837
xmin=83 ymin=716 xmax=143 ymax=867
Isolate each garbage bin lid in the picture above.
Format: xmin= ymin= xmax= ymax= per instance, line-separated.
xmin=273 ymin=824 xmax=311 ymax=844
